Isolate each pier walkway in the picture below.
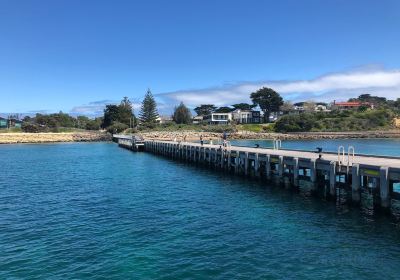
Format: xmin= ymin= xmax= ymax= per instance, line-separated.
xmin=113 ymin=135 xmax=400 ymax=214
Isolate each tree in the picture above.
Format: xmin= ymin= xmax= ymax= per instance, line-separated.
xmin=76 ymin=115 xmax=90 ymax=129
xmin=394 ymin=98 xmax=400 ymax=108
xmin=139 ymin=89 xmax=159 ymax=124
xmin=250 ymin=87 xmax=283 ymax=122
xmin=86 ymin=117 xmax=102 ymax=130
xmin=231 ymin=103 xmax=256 ymax=111
xmin=119 ymin=97 xmax=136 ymax=127
xmin=215 ymin=106 xmax=233 ymax=113
xmin=274 ymin=114 xmax=315 ymax=133
xmin=194 ymin=104 xmax=217 ymax=116
xmin=173 ymin=102 xmax=192 ymax=124
xmin=280 ymin=101 xmax=294 ymax=114
xmin=303 ymin=101 xmax=316 ymax=112
xmin=102 ymin=104 xmax=120 ymax=128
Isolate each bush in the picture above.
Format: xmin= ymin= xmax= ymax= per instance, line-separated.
xmin=274 ymin=114 xmax=315 ymax=133
xmin=262 ymin=124 xmax=275 ymax=132
xmin=106 ymin=122 xmax=129 ymax=134
xmin=201 ymin=124 xmax=237 ymax=133
xmin=85 ymin=120 xmax=101 ymax=130
xmin=21 ymin=123 xmax=47 ymax=133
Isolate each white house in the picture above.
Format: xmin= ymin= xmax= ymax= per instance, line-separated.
xmin=203 ymin=112 xmax=233 ymax=125
xmin=231 ymin=109 xmax=261 ymax=124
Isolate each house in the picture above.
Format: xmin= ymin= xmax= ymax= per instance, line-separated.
xmin=192 ymin=116 xmax=203 ymax=124
xmin=0 ymin=117 xmax=7 ymax=129
xmin=0 ymin=117 xmax=22 ymax=129
xmin=203 ymin=112 xmax=233 ymax=125
xmin=314 ymin=104 xmax=330 ymax=112
xmin=231 ymin=109 xmax=261 ymax=124
xmin=332 ymin=101 xmax=374 ymax=110
xmin=10 ymin=118 xmax=22 ymax=128
xmin=156 ymin=116 xmax=173 ymax=124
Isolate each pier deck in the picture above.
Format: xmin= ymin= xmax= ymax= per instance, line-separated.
xmin=154 ymin=141 xmax=400 ymax=168
xmin=113 ymin=135 xmax=400 ymax=215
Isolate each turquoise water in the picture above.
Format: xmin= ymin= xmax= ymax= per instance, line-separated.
xmin=229 ymin=138 xmax=400 ymax=157
xmin=1 ymin=142 xmax=400 ymax=279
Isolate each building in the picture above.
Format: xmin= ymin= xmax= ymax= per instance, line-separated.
xmin=203 ymin=112 xmax=233 ymax=125
xmin=231 ymin=109 xmax=261 ymax=124
xmin=332 ymin=101 xmax=374 ymax=110
xmin=0 ymin=117 xmax=22 ymax=129
xmin=156 ymin=116 xmax=174 ymax=124
xmin=0 ymin=117 xmax=7 ymax=129
xmin=10 ymin=118 xmax=22 ymax=128
xmin=314 ymin=104 xmax=330 ymax=112
xmin=192 ymin=116 xmax=203 ymax=124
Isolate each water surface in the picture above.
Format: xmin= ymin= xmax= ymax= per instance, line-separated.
xmin=1 ymin=142 xmax=400 ymax=279
xmin=229 ymin=138 xmax=400 ymax=157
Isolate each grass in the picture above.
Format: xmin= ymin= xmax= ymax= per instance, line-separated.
xmin=236 ymin=123 xmax=275 ymax=133
xmin=0 ymin=127 xmax=22 ymax=133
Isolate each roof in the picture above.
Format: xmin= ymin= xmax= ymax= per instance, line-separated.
xmin=334 ymin=101 xmax=370 ymax=106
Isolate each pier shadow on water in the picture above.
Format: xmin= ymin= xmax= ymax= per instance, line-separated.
xmin=162 ymin=153 xmax=400 ymax=226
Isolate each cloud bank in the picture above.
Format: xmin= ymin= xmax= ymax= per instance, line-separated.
xmin=156 ymin=67 xmax=400 ymax=111
xmin=69 ymin=66 xmax=400 ymax=116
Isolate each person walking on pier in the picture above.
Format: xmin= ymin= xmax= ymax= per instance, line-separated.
xmin=222 ymin=131 xmax=227 ymax=147
xmin=200 ymin=134 xmax=204 ymax=146
xmin=316 ymin=147 xmax=323 ymax=159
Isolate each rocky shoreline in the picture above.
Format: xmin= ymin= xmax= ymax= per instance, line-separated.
xmin=137 ymin=130 xmax=400 ymax=141
xmin=1 ymin=130 xmax=399 ymax=145
xmin=0 ymin=132 xmax=111 ymax=144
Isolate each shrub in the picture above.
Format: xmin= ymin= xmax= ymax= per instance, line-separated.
xmin=274 ymin=114 xmax=314 ymax=133
xmin=21 ymin=123 xmax=46 ymax=133
xmin=106 ymin=122 xmax=129 ymax=134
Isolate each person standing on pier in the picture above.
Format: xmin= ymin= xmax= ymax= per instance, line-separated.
xmin=222 ymin=131 xmax=227 ymax=147
xmin=200 ymin=134 xmax=204 ymax=146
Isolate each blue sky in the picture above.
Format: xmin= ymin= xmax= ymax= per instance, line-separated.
xmin=1 ymin=0 xmax=400 ymax=116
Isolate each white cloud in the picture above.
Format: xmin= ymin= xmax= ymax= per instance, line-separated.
xmin=156 ymin=67 xmax=400 ymax=111
xmin=70 ymin=99 xmax=141 ymax=116
xmin=68 ymin=66 xmax=400 ymax=116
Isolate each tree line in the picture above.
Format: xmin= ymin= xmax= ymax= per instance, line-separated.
xmin=21 ymin=112 xmax=102 ymax=132
xmin=20 ymin=86 xmax=400 ymax=134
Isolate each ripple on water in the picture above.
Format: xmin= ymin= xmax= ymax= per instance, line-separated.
xmin=1 ymin=143 xmax=400 ymax=279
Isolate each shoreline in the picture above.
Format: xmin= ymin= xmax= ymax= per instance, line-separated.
xmin=1 ymin=130 xmax=399 ymax=144
xmin=0 ymin=132 xmax=111 ymax=144
xmin=137 ymin=130 xmax=400 ymax=141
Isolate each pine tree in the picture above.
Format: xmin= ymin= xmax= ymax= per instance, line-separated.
xmin=139 ymin=89 xmax=159 ymax=124
xmin=119 ymin=96 xmax=136 ymax=127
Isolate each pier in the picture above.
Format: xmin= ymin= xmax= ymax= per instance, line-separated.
xmin=113 ymin=135 xmax=400 ymax=214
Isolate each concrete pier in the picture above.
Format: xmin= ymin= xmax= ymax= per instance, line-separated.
xmin=113 ymin=135 xmax=400 ymax=215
